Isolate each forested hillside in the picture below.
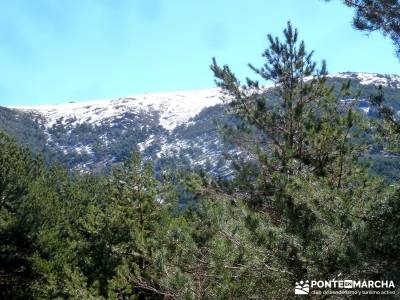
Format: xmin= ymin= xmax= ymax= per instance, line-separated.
xmin=1 ymin=21 xmax=399 ymax=299
xmin=1 ymin=72 xmax=400 ymax=181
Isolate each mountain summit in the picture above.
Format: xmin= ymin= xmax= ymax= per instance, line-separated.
xmin=1 ymin=72 xmax=399 ymax=174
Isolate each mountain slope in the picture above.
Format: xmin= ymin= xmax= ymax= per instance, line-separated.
xmin=1 ymin=72 xmax=400 ymax=177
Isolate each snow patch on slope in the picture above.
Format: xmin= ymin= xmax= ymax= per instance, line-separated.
xmin=327 ymin=72 xmax=400 ymax=88
xmin=10 ymin=73 xmax=397 ymax=132
xmin=10 ymin=88 xmax=223 ymax=131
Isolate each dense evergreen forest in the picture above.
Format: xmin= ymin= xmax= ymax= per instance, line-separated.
xmin=1 ymin=12 xmax=400 ymax=300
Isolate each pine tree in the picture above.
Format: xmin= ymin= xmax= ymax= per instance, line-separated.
xmin=0 ymin=131 xmax=37 ymax=298
xmin=211 ymin=21 xmax=381 ymax=285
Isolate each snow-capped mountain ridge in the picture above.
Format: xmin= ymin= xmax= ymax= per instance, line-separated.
xmin=11 ymin=88 xmax=222 ymax=131
xmin=10 ymin=72 xmax=400 ymax=132
xmin=2 ymin=72 xmax=399 ymax=174
xmin=327 ymin=72 xmax=400 ymax=88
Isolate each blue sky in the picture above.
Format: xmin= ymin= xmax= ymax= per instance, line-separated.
xmin=0 ymin=0 xmax=399 ymax=105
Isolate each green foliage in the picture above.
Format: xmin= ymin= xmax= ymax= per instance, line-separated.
xmin=211 ymin=20 xmax=400 ymax=295
xmin=1 ymin=21 xmax=399 ymax=299
xmin=336 ymin=0 xmax=400 ymax=59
